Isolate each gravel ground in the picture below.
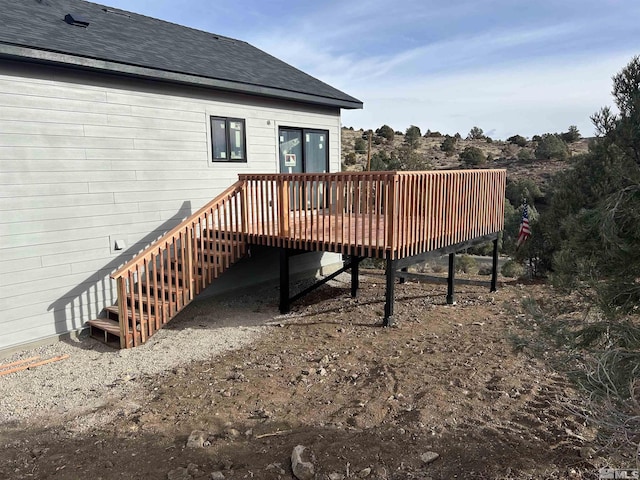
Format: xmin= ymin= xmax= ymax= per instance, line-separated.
xmin=0 ymin=279 xmax=292 ymax=428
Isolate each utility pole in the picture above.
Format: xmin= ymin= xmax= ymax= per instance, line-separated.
xmin=366 ymin=130 xmax=372 ymax=171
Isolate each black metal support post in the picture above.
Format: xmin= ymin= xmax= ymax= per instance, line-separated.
xmin=446 ymin=252 xmax=456 ymax=305
xmin=279 ymin=248 xmax=290 ymax=314
xmin=490 ymin=238 xmax=499 ymax=292
xmin=384 ymin=253 xmax=397 ymax=326
xmin=351 ymin=256 xmax=361 ymax=298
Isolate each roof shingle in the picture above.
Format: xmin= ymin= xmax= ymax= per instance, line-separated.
xmin=0 ymin=0 xmax=362 ymax=109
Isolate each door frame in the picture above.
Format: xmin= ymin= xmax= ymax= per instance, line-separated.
xmin=278 ymin=126 xmax=330 ymax=173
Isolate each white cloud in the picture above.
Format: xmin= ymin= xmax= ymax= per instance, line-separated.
xmin=342 ymin=52 xmax=634 ymax=139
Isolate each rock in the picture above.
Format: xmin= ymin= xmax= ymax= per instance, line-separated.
xmin=420 ymin=451 xmax=440 ymax=464
xmin=167 ymin=467 xmax=192 ymax=480
xmin=266 ymin=463 xmax=286 ymax=475
xmin=317 ymin=367 xmax=327 ymax=376
xmin=580 ymin=446 xmax=596 ymax=459
xmin=291 ymin=445 xmax=315 ymax=480
xmin=328 ymin=473 xmax=345 ymax=480
xmin=224 ymin=427 xmax=240 ymax=439
xmin=210 ymin=472 xmax=225 ymax=480
xmin=186 ymin=430 xmax=207 ymax=449
xmin=187 ymin=464 xmax=202 ymax=477
xmin=358 ymin=467 xmax=372 ymax=477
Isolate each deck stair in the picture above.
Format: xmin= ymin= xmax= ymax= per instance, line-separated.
xmin=88 ymin=181 xmax=248 ymax=348
xmin=87 ymin=170 xmax=506 ymax=348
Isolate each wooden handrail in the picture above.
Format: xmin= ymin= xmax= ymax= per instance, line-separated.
xmin=111 ymin=180 xmax=245 ymax=280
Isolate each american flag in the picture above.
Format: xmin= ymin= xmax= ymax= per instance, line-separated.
xmin=517 ymin=201 xmax=531 ymax=248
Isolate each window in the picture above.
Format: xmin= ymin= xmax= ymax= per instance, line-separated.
xmin=278 ymin=127 xmax=328 ymax=173
xmin=210 ymin=117 xmax=246 ymax=162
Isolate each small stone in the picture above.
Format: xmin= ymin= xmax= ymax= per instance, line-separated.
xmin=358 ymin=467 xmax=372 ymax=477
xmin=328 ymin=473 xmax=345 ymax=480
xmin=266 ymin=463 xmax=286 ymax=475
xmin=420 ymin=451 xmax=440 ymax=464
xmin=167 ymin=467 xmax=192 ymax=480
xmin=317 ymin=367 xmax=327 ymax=376
xmin=224 ymin=428 xmax=240 ymax=439
xmin=186 ymin=430 xmax=207 ymax=449
xmin=210 ymin=472 xmax=225 ymax=480
xmin=580 ymin=446 xmax=596 ymax=459
xmin=291 ymin=445 xmax=315 ymax=480
xmin=187 ymin=464 xmax=202 ymax=476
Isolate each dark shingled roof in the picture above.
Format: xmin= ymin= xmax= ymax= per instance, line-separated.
xmin=0 ymin=0 xmax=362 ymax=109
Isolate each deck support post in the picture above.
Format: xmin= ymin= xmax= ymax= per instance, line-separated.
xmin=350 ymin=256 xmax=361 ymax=298
xmin=279 ymin=248 xmax=290 ymax=314
xmin=384 ymin=252 xmax=397 ymax=327
xmin=446 ymin=253 xmax=456 ymax=305
xmin=490 ymin=237 xmax=499 ymax=292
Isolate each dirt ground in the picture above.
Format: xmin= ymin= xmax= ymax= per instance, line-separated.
xmin=0 ymin=271 xmax=616 ymax=479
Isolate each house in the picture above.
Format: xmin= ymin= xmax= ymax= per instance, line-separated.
xmin=0 ymin=0 xmax=363 ymax=353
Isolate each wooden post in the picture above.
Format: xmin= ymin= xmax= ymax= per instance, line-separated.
xmin=383 ymin=252 xmax=397 ymax=326
xmin=351 ymin=256 xmax=360 ymax=298
xmin=279 ymin=248 xmax=290 ymax=314
xmin=490 ymin=237 xmax=499 ymax=292
xmin=116 ymin=277 xmax=128 ymax=349
xmin=446 ymin=253 xmax=456 ymax=305
xmin=277 ymin=178 xmax=290 ymax=239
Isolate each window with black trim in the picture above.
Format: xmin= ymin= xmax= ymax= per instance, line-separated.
xmin=210 ymin=117 xmax=246 ymax=162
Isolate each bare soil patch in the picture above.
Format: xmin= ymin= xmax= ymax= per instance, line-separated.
xmin=0 ymin=272 xmax=611 ymax=479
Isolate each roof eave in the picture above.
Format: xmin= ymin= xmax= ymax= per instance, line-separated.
xmin=0 ymin=44 xmax=364 ymax=110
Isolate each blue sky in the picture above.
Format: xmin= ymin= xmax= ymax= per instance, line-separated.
xmin=102 ymin=0 xmax=639 ymax=139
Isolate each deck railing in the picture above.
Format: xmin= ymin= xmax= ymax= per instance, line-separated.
xmin=109 ymin=169 xmax=505 ymax=347
xmin=239 ymin=169 xmax=505 ymax=259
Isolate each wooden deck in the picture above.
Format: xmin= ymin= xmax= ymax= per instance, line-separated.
xmin=97 ymin=170 xmax=506 ymax=348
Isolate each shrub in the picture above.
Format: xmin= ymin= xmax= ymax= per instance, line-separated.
xmin=560 ymin=125 xmax=581 ymax=143
xmin=440 ymin=135 xmax=457 ymax=155
xmin=517 ymin=149 xmax=534 ymax=161
xmin=344 ymin=152 xmax=357 ymax=165
xmin=404 ymin=125 xmax=422 ymax=149
xmin=534 ymin=133 xmax=569 ymax=160
xmin=459 ymin=146 xmax=486 ymax=165
xmin=375 ymin=124 xmax=395 ymax=142
xmin=456 ymin=254 xmax=478 ymax=274
xmin=507 ymin=135 xmax=527 ymax=147
xmin=354 ymin=137 xmax=367 ymax=154
xmin=501 ymin=259 xmax=524 ymax=278
xmin=467 ymin=126 xmax=484 ymax=140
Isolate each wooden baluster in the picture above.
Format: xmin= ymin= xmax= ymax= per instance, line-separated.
xmin=127 ymin=270 xmax=136 ymax=347
xmin=143 ymin=258 xmax=152 ymax=337
xmin=151 ymin=252 xmax=160 ymax=328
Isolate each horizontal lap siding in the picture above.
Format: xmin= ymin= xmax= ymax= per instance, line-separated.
xmin=0 ymin=61 xmax=342 ymax=351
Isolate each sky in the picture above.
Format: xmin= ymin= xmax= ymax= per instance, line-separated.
xmin=101 ymin=0 xmax=639 ymax=140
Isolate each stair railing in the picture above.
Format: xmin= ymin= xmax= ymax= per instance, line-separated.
xmin=110 ymin=180 xmax=246 ymax=348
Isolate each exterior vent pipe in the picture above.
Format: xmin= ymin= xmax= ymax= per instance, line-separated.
xmin=64 ymin=13 xmax=89 ymax=27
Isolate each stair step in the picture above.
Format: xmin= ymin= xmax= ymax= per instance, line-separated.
xmin=105 ymin=305 xmax=153 ymax=322
xmin=87 ymin=318 xmax=122 ymax=348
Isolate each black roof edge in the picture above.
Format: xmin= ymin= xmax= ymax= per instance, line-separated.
xmin=0 ymin=44 xmax=364 ymax=110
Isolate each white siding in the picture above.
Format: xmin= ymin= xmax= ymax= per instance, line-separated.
xmin=0 ymin=61 xmax=342 ymax=351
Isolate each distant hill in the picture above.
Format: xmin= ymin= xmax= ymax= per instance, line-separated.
xmin=341 ymin=127 xmax=590 ymax=189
